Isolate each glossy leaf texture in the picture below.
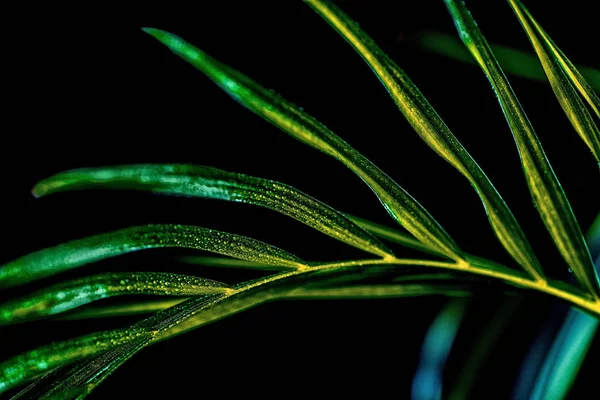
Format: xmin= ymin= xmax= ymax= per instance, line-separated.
xmin=14 ymin=277 xmax=298 ymax=399
xmin=12 ymin=295 xmax=228 ymax=399
xmin=2 ymin=257 xmax=458 ymax=395
xmin=0 ymin=328 xmax=153 ymax=394
xmin=443 ymin=0 xmax=600 ymax=298
xmin=142 ymin=27 xmax=464 ymax=262
xmin=0 ymin=272 xmax=231 ymax=324
xmin=153 ymin=260 xmax=471 ymax=342
xmin=0 ymin=224 xmax=307 ymax=289
xmin=12 ymin=335 xmax=154 ymax=400
xmin=412 ymin=299 xmax=468 ymax=400
xmin=508 ymin=0 xmax=600 ymax=163
xmin=414 ymin=31 xmax=600 ymax=92
xmin=33 ymin=164 xmax=392 ymax=259
xmin=304 ymin=0 xmax=544 ymax=281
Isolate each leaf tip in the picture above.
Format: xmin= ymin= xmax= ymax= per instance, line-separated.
xmin=140 ymin=27 xmax=158 ymax=36
xmin=31 ymin=182 xmax=48 ymax=198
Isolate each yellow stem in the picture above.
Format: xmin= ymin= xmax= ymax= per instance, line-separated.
xmin=224 ymin=256 xmax=600 ymax=317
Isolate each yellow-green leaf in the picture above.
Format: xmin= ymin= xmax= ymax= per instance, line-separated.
xmin=33 ymin=164 xmax=392 ymax=258
xmin=304 ymin=0 xmax=544 ymax=280
xmin=0 ymin=272 xmax=231 ymax=324
xmin=443 ymin=0 xmax=600 ymax=298
xmin=0 ymin=328 xmax=153 ymax=394
xmin=142 ymin=27 xmax=464 ymax=262
xmin=0 ymin=224 xmax=307 ymax=289
xmin=507 ymin=0 xmax=600 ymax=163
xmin=13 ymin=295 xmax=226 ymax=398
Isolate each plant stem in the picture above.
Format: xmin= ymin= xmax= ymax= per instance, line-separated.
xmin=158 ymin=255 xmax=599 ymax=343
xmin=311 ymin=257 xmax=600 ymax=316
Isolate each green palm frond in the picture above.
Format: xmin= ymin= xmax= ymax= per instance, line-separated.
xmin=1 ymin=1 xmax=598 ymax=398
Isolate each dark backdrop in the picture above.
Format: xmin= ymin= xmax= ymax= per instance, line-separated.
xmin=3 ymin=1 xmax=598 ymax=398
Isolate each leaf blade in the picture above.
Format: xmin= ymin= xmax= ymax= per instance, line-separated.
xmin=0 ymin=272 xmax=231 ymax=324
xmin=507 ymin=0 xmax=600 ymax=163
xmin=303 ymin=0 xmax=544 ymax=280
xmin=142 ymin=27 xmax=464 ymax=262
xmin=0 ymin=328 xmax=153 ymax=394
xmin=443 ymin=0 xmax=600 ymax=297
xmin=33 ymin=164 xmax=393 ymax=259
xmin=0 ymin=224 xmax=307 ymax=289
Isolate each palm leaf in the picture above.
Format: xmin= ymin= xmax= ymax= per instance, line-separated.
xmin=0 ymin=224 xmax=307 ymax=288
xmin=0 ymin=272 xmax=230 ymax=324
xmin=4 ymin=257 xmax=462 ymax=396
xmin=304 ymin=0 xmax=544 ymax=281
xmin=0 ymin=328 xmax=153 ymax=394
xmin=24 ymin=295 xmax=227 ymax=399
xmin=142 ymin=27 xmax=464 ymax=262
xmin=443 ymin=0 xmax=600 ymax=298
xmin=507 ymin=0 xmax=600 ymax=163
xmin=33 ymin=164 xmax=392 ymax=258
xmin=12 ymin=335 xmax=154 ymax=400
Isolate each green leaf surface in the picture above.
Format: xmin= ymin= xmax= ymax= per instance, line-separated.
xmin=0 ymin=224 xmax=307 ymax=289
xmin=304 ymin=0 xmax=544 ymax=281
xmin=142 ymin=27 xmax=464 ymax=262
xmin=0 ymin=272 xmax=230 ymax=324
xmin=443 ymin=0 xmax=600 ymax=298
xmin=508 ymin=0 xmax=600 ymax=163
xmin=16 ymin=294 xmax=227 ymax=399
xmin=33 ymin=164 xmax=392 ymax=259
xmin=415 ymin=30 xmax=600 ymax=92
xmin=0 ymin=328 xmax=153 ymax=394
xmin=13 ymin=336 xmax=154 ymax=400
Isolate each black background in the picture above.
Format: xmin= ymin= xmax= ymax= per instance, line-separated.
xmin=2 ymin=0 xmax=599 ymax=398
